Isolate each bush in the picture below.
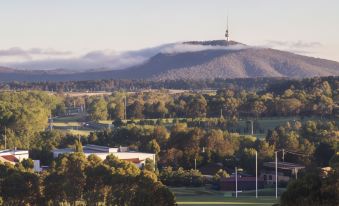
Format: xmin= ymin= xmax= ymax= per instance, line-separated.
xmin=159 ymin=167 xmax=204 ymax=187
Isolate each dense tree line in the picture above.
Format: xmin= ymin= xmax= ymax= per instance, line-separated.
xmin=84 ymin=78 xmax=337 ymax=121
xmin=0 ymin=77 xmax=289 ymax=92
xmin=88 ymin=120 xmax=338 ymax=176
xmin=1 ymin=77 xmax=337 ymax=94
xmin=0 ymin=153 xmax=175 ymax=206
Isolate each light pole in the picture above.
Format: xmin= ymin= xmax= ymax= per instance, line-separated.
xmin=256 ymin=151 xmax=258 ymax=199
xmin=4 ymin=127 xmax=7 ymax=150
xmin=275 ymin=151 xmax=278 ymax=199
xmin=124 ymin=96 xmax=127 ymax=120
xmin=194 ymin=158 xmax=197 ymax=170
xmin=249 ymin=120 xmax=254 ymax=135
xmin=235 ymin=167 xmax=238 ymax=198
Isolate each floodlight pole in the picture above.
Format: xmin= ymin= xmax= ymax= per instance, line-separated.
xmin=4 ymin=126 xmax=7 ymax=150
xmin=124 ymin=96 xmax=127 ymax=120
xmin=194 ymin=158 xmax=197 ymax=170
xmin=256 ymin=151 xmax=258 ymax=199
xmin=251 ymin=120 xmax=254 ymax=135
xmin=235 ymin=167 xmax=238 ymax=198
xmin=275 ymin=151 xmax=278 ymax=199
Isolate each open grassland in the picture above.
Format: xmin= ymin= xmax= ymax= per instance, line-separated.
xmin=66 ymin=129 xmax=92 ymax=136
xmin=49 ymin=91 xmax=112 ymax=97
xmin=53 ymin=114 xmax=87 ymax=122
xmin=52 ymin=122 xmax=81 ymax=127
xmin=171 ymin=187 xmax=280 ymax=206
xmin=53 ymin=114 xmax=93 ymax=136
xmin=100 ymin=116 xmax=323 ymax=132
xmin=56 ymin=114 xmax=326 ymax=139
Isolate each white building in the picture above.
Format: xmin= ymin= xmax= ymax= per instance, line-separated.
xmin=52 ymin=144 xmax=155 ymax=168
xmin=0 ymin=149 xmax=29 ymax=165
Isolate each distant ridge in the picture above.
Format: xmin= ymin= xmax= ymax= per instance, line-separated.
xmin=0 ymin=40 xmax=338 ymax=82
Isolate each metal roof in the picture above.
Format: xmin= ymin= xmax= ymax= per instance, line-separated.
xmin=263 ymin=162 xmax=305 ymax=170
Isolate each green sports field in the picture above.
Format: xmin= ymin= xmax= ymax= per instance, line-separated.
xmin=171 ymin=187 xmax=280 ymax=206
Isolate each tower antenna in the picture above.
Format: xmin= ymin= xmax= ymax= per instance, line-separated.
xmin=225 ymin=13 xmax=230 ymax=42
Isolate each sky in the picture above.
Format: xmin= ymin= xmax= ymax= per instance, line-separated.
xmin=0 ymin=0 xmax=338 ymax=70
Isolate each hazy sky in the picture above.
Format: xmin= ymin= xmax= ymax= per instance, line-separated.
xmin=0 ymin=0 xmax=339 ymax=69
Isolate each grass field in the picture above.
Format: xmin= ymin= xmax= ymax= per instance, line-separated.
xmin=66 ymin=129 xmax=92 ymax=136
xmin=52 ymin=122 xmax=81 ymax=127
xmin=54 ymin=114 xmax=326 ymax=139
xmin=52 ymin=115 xmax=94 ymax=136
xmin=171 ymin=187 xmax=280 ymax=206
xmin=177 ymin=197 xmax=278 ymax=206
xmin=53 ymin=114 xmax=87 ymax=122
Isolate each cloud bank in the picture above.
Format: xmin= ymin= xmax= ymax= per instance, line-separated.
xmin=0 ymin=43 xmax=249 ymax=71
xmin=265 ymin=40 xmax=322 ymax=55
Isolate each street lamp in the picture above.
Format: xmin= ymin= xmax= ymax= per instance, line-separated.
xmin=194 ymin=147 xmax=205 ymax=170
xmin=235 ymin=166 xmax=238 ymax=198
xmin=256 ymin=151 xmax=258 ymax=199
xmin=275 ymin=151 xmax=278 ymax=199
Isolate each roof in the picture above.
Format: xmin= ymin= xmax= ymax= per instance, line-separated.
xmin=221 ymin=176 xmax=263 ymax=182
xmin=121 ymin=158 xmax=142 ymax=164
xmin=52 ymin=145 xmax=155 ymax=162
xmin=0 ymin=155 xmax=19 ymax=163
xmin=263 ymin=162 xmax=305 ymax=170
xmin=53 ymin=145 xmax=120 ymax=154
xmin=0 ymin=149 xmax=29 ymax=155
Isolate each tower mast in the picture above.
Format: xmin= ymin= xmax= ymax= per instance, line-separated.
xmin=225 ymin=14 xmax=229 ymax=42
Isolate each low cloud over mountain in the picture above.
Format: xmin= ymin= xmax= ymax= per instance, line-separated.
xmin=0 ymin=40 xmax=338 ymax=82
xmin=0 ymin=43 xmax=249 ymax=71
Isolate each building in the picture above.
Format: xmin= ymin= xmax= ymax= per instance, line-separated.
xmin=220 ymin=174 xmax=264 ymax=191
xmin=0 ymin=149 xmax=29 ymax=165
xmin=261 ymin=162 xmax=305 ymax=185
xmin=52 ymin=144 xmax=155 ymax=168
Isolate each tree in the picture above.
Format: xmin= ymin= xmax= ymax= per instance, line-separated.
xmin=128 ymin=100 xmax=144 ymax=119
xmin=251 ymin=100 xmax=267 ymax=118
xmin=44 ymin=172 xmax=68 ymax=204
xmin=113 ymin=103 xmax=125 ymax=119
xmin=276 ymin=98 xmax=302 ymax=116
xmin=154 ymin=101 xmax=168 ymax=118
xmin=146 ymin=139 xmax=161 ymax=155
xmin=64 ymin=153 xmax=88 ymax=205
xmin=213 ymin=169 xmax=230 ymax=183
xmin=144 ymin=158 xmax=155 ymax=172
xmin=21 ymin=158 xmax=34 ymax=171
xmin=0 ymin=91 xmax=57 ymax=149
xmin=153 ymin=126 xmax=170 ymax=146
xmin=88 ymin=97 xmax=108 ymax=121
xmin=187 ymin=95 xmax=207 ymax=118
xmin=316 ymin=95 xmax=334 ymax=117
xmin=1 ymin=171 xmax=40 ymax=205
xmin=281 ymin=172 xmax=338 ymax=206
xmin=279 ymin=131 xmax=300 ymax=151
xmin=239 ymin=148 xmax=257 ymax=174
xmin=53 ymin=103 xmax=66 ymax=116
xmin=84 ymin=159 xmax=111 ymax=205
xmin=203 ymin=129 xmax=234 ymax=159
xmin=314 ymin=142 xmax=335 ymax=167
xmin=256 ymin=139 xmax=274 ymax=161
xmin=74 ymin=139 xmax=83 ymax=153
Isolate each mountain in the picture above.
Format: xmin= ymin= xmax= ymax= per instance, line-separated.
xmin=0 ymin=40 xmax=338 ymax=82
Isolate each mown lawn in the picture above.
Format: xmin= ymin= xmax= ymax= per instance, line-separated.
xmin=171 ymin=187 xmax=280 ymax=206
xmin=66 ymin=129 xmax=92 ymax=136
xmin=52 ymin=122 xmax=81 ymax=127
